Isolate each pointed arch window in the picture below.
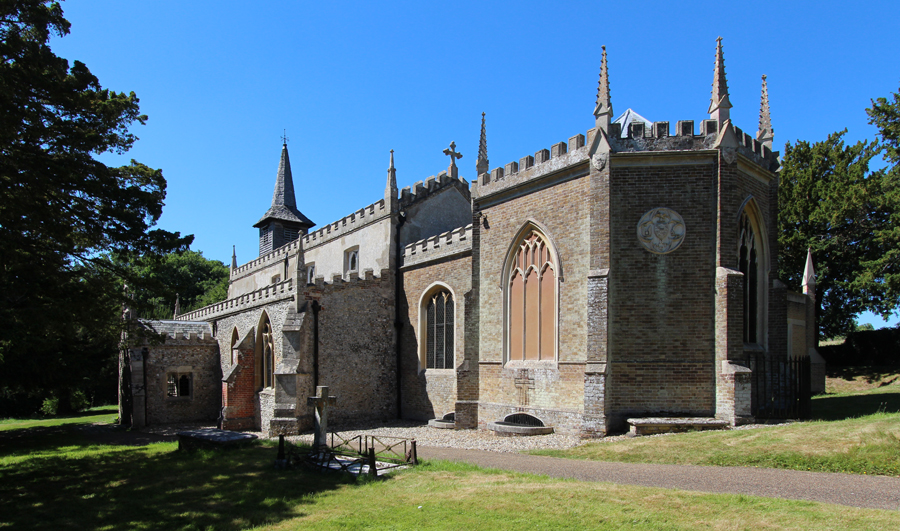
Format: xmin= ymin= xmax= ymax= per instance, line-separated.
xmin=506 ymin=229 xmax=558 ymax=361
xmin=425 ymin=290 xmax=454 ymax=369
xmin=256 ymin=317 xmax=275 ymax=389
xmin=738 ymin=210 xmax=766 ymax=345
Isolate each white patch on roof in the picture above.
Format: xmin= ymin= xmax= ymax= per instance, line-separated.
xmin=612 ymin=108 xmax=652 ymax=138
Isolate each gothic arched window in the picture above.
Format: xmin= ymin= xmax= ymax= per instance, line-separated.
xmin=739 ymin=209 xmax=766 ymax=345
xmin=424 ymin=290 xmax=454 ymax=369
xmin=506 ymin=229 xmax=558 ymax=361
xmin=262 ymin=320 xmax=274 ymax=388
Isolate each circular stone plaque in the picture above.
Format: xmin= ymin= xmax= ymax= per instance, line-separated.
xmin=636 ymin=207 xmax=685 ymax=254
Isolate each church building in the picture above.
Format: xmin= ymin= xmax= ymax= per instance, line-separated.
xmin=120 ymin=39 xmax=822 ymax=437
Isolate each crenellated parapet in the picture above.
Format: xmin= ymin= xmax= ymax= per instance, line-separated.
xmin=401 ymin=223 xmax=473 ymax=269
xmin=176 ymin=278 xmax=295 ymax=322
xmin=231 ymin=239 xmax=300 ymax=280
xmin=472 ymin=133 xmax=590 ymax=199
xmin=305 ymin=267 xmax=392 ymax=290
xmin=399 ymin=171 xmax=470 ymax=208
xmin=301 ymin=199 xmax=390 ymax=251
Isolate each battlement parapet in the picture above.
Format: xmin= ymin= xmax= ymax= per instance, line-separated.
xmin=304 ymin=267 xmax=392 ymax=293
xmin=301 ymin=199 xmax=390 ymax=251
xmin=176 ymin=278 xmax=295 ymax=322
xmin=231 ymin=239 xmax=300 ymax=279
xmin=399 ymin=171 xmax=470 ymax=209
xmin=401 ymin=224 xmax=473 ymax=269
xmin=610 ymin=120 xmax=779 ymax=171
xmin=135 ymin=320 xmax=216 ymax=342
xmin=472 ymin=136 xmax=591 ymax=199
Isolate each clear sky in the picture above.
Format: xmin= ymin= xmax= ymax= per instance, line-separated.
xmin=49 ymin=0 xmax=900 ymax=327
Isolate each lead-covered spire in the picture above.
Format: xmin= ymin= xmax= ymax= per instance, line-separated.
xmin=254 ymin=141 xmax=314 ymax=232
xmin=708 ymin=37 xmax=732 ymax=124
xmin=476 ymin=112 xmax=489 ymax=175
xmin=593 ymin=46 xmax=612 ymax=132
xmin=757 ymin=74 xmax=774 ymax=149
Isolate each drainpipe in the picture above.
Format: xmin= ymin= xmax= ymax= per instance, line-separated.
xmin=394 ymin=210 xmax=407 ymax=419
xmin=312 ymin=300 xmax=320 ymax=389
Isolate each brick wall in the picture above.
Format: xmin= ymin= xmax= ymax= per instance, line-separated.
xmin=607 ymin=155 xmax=717 ymax=429
xmin=400 ymin=254 xmax=472 ymax=420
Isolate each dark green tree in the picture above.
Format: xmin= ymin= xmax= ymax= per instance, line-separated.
xmin=778 ymin=93 xmax=900 ymax=338
xmin=0 ymin=1 xmax=191 ymax=414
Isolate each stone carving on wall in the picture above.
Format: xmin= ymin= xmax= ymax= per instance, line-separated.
xmin=637 ymin=207 xmax=685 ymax=254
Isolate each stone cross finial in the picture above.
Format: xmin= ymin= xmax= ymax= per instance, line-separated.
xmin=307 ymin=385 xmax=337 ymax=451
xmin=281 ymin=129 xmax=289 ymax=145
xmin=443 ymin=141 xmax=463 ymax=178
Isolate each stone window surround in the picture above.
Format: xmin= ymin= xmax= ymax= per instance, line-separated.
xmin=344 ymin=246 xmax=360 ymax=278
xmin=738 ymin=197 xmax=769 ymax=351
xmin=306 ymin=262 xmax=316 ymax=285
xmin=165 ymin=366 xmax=194 ymax=399
xmin=256 ymin=312 xmax=275 ymax=390
xmin=417 ymin=282 xmax=458 ymax=373
xmin=500 ymin=220 xmax=562 ymax=365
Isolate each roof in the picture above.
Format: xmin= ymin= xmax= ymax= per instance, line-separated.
xmin=254 ymin=143 xmax=315 ymax=229
xmin=612 ymin=108 xmax=652 ymax=138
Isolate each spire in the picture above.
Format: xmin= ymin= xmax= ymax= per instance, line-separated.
xmin=757 ymin=74 xmax=774 ymax=149
xmin=802 ymin=248 xmax=816 ymax=297
xmin=385 ymin=149 xmax=397 ymax=202
xmin=254 ymin=141 xmax=314 ymax=231
xmin=708 ymin=37 xmax=732 ymax=124
xmin=231 ymin=245 xmax=237 ymax=270
xmin=476 ymin=112 xmax=489 ymax=176
xmin=594 ymin=45 xmax=613 ymax=132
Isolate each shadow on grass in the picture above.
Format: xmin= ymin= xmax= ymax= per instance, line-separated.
xmin=811 ymin=391 xmax=900 ymax=421
xmin=0 ymin=432 xmax=362 ymax=530
xmin=827 ymin=365 xmax=900 ymax=384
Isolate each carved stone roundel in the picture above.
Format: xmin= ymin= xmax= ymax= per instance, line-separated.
xmin=636 ymin=207 xmax=685 ymax=254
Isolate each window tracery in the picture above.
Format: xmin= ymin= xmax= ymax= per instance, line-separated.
xmin=506 ymin=229 xmax=558 ymax=361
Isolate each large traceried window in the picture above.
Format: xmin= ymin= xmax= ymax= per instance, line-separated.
xmin=425 ymin=290 xmax=454 ymax=369
xmin=738 ymin=205 xmax=767 ymax=347
xmin=506 ymin=228 xmax=558 ymax=362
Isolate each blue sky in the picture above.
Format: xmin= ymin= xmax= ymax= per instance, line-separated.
xmin=50 ymin=1 xmax=900 ymax=327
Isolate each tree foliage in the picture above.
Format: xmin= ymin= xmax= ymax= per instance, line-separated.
xmin=778 ymin=88 xmax=900 ymax=339
xmin=0 ymin=1 xmax=191 ymax=413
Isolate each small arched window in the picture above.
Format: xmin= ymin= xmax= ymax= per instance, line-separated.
xmin=424 ymin=290 xmax=454 ymax=369
xmin=262 ymin=320 xmax=274 ymax=388
xmin=506 ymin=229 xmax=558 ymax=361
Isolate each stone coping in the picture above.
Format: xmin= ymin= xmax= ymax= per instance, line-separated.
xmin=487 ymin=421 xmax=554 ymax=436
xmin=626 ymin=417 xmax=729 ymax=437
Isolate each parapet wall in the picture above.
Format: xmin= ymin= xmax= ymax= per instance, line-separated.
xmin=401 ymin=224 xmax=473 ymax=269
xmin=176 ymin=278 xmax=295 ymax=322
xmin=231 ymin=239 xmax=301 ymax=281
xmin=400 ymin=171 xmax=470 ymax=208
xmin=301 ymin=199 xmax=390 ymax=251
xmin=472 ymin=119 xmax=779 ymax=200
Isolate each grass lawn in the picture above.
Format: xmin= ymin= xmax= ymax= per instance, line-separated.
xmin=0 ymin=414 xmax=897 ymax=531
xmin=533 ymin=371 xmax=900 ymax=477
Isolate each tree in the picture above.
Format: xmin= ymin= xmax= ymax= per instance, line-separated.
xmin=0 ymin=1 xmax=191 ymax=413
xmin=778 ymin=89 xmax=900 ymax=339
xmin=115 ymin=250 xmax=229 ymax=320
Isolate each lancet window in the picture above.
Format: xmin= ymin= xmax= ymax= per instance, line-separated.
xmin=425 ymin=290 xmax=454 ymax=369
xmin=506 ymin=230 xmax=558 ymax=361
xmin=739 ymin=211 xmax=760 ymax=344
xmin=262 ymin=319 xmax=275 ymax=388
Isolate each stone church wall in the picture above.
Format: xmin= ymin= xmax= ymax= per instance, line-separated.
xmin=606 ymin=154 xmax=718 ymax=429
xmin=475 ymin=164 xmax=592 ymax=433
xmin=307 ymin=269 xmax=397 ymax=426
xmin=400 ymin=253 xmax=472 ymax=420
xmin=142 ymin=338 xmax=220 ymax=425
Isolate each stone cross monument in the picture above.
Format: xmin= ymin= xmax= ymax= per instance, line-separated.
xmin=443 ymin=141 xmax=463 ymax=178
xmin=307 ymin=385 xmax=337 ymax=452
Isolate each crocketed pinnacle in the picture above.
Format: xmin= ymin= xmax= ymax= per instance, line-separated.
xmin=757 ymin=74 xmax=774 ymax=149
xmin=231 ymin=245 xmax=237 ymax=270
xmin=254 ymin=142 xmax=314 ymax=229
xmin=477 ymin=112 xmax=489 ymax=175
xmin=594 ymin=46 xmax=612 ymax=131
xmin=708 ymin=37 xmax=732 ymax=124
xmin=385 ymin=149 xmax=397 ymax=201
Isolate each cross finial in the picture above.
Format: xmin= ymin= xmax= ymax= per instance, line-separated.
xmin=443 ymin=141 xmax=463 ymax=178
xmin=281 ymin=129 xmax=289 ymax=145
